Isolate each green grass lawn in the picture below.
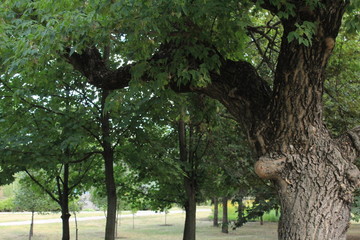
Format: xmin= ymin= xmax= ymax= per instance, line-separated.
xmin=0 ymin=210 xmax=359 ymax=240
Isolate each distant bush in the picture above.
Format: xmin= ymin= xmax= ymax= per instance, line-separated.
xmin=0 ymin=198 xmax=15 ymax=212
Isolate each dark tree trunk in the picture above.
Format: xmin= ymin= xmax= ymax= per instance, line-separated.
xmin=221 ymin=197 xmax=228 ymax=234
xmin=59 ymin=163 xmax=71 ymax=240
xmin=183 ymin=178 xmax=197 ymax=240
xmin=29 ymin=210 xmax=34 ymax=240
xmin=213 ymin=197 xmax=219 ymax=227
xmin=101 ymin=89 xmax=117 ymax=240
xmin=103 ymin=150 xmax=117 ymax=240
xmin=61 ymin=212 xmax=71 ymax=240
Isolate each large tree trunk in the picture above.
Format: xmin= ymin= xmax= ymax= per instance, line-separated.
xmin=253 ymin=2 xmax=360 ymax=239
xmin=221 ymin=197 xmax=228 ymax=234
xmin=101 ymin=89 xmax=117 ymax=240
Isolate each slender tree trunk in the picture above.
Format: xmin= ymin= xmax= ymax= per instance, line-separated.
xmin=60 ymin=164 xmax=71 ymax=240
xmin=74 ymin=211 xmax=79 ymax=240
xmin=178 ymin=106 xmax=197 ymax=240
xmin=221 ymin=197 xmax=228 ymax=234
xmin=213 ymin=197 xmax=219 ymax=227
xmin=183 ymin=178 xmax=197 ymax=240
xmin=29 ymin=210 xmax=34 ymax=240
xmin=104 ymin=151 xmax=117 ymax=240
xmin=101 ymin=89 xmax=117 ymax=240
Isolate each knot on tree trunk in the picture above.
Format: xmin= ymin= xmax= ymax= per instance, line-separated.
xmin=254 ymin=155 xmax=286 ymax=180
xmin=346 ymin=166 xmax=360 ymax=189
xmin=348 ymin=126 xmax=360 ymax=153
xmin=61 ymin=213 xmax=71 ymax=219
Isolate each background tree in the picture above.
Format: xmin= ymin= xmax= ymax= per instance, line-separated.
xmin=0 ymin=68 xmax=102 ymax=240
xmin=13 ymin=175 xmax=58 ymax=240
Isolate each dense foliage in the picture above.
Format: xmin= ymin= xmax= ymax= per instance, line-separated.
xmin=0 ymin=1 xmax=359 ymax=240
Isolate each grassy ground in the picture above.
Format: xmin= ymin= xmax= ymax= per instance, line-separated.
xmin=0 ymin=210 xmax=359 ymax=240
xmin=0 ymin=211 xmax=108 ymax=223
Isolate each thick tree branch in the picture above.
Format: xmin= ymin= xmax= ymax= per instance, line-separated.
xmin=65 ymin=47 xmax=272 ymax=132
xmin=198 ymin=60 xmax=272 ymax=125
xmin=64 ymin=48 xmax=132 ymax=90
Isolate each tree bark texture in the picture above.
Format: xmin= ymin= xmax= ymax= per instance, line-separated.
xmin=101 ymin=90 xmax=117 ymax=240
xmin=221 ymin=197 xmax=229 ymax=234
xmin=65 ymin=1 xmax=360 ymax=239
xmin=253 ymin=2 xmax=360 ymax=239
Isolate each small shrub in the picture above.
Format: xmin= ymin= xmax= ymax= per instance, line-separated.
xmin=0 ymin=198 xmax=15 ymax=212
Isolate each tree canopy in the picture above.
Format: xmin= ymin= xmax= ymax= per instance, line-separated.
xmin=1 ymin=1 xmax=360 ymax=240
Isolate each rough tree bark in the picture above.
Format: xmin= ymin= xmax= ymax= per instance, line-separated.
xmin=252 ymin=1 xmax=360 ymax=239
xmin=64 ymin=1 xmax=360 ymax=239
